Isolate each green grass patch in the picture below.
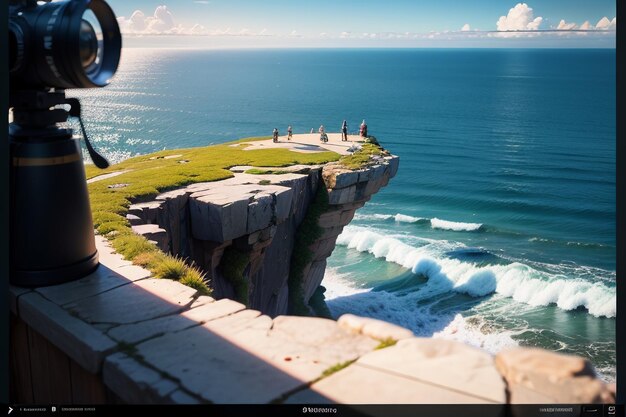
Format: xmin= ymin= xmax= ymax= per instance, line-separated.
xmin=86 ymin=136 xmax=339 ymax=296
xmin=287 ymin=184 xmax=329 ymax=316
xmin=321 ymin=359 xmax=357 ymax=378
xmin=374 ymin=338 xmax=398 ymax=350
xmin=337 ymin=142 xmax=389 ymax=170
xmin=245 ymin=168 xmax=290 ymax=175
xmin=220 ymin=247 xmax=250 ymax=305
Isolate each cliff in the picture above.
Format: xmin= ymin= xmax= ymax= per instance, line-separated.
xmin=126 ymin=153 xmax=399 ymax=317
xmin=9 ymin=136 xmax=616 ymax=406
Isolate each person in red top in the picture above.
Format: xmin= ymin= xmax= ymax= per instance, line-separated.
xmin=359 ymin=120 xmax=368 ymax=138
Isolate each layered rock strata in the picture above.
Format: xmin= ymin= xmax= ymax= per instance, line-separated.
xmin=128 ymin=155 xmax=400 ymax=316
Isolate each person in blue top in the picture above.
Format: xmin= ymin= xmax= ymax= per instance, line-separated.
xmin=287 ymin=125 xmax=293 ymax=141
xmin=341 ymin=120 xmax=348 ymax=141
xmin=273 ymin=128 xmax=279 ymax=142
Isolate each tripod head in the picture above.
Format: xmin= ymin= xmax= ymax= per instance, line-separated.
xmin=10 ymin=90 xmax=110 ymax=168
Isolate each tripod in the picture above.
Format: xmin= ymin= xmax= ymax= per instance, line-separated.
xmin=9 ymin=90 xmax=107 ymax=287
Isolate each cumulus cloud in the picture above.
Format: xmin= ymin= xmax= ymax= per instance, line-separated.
xmin=461 ymin=23 xmax=471 ymax=32
xmin=554 ymin=16 xmax=616 ymax=31
xmin=556 ymin=19 xmax=577 ymax=30
xmin=497 ymin=3 xmax=543 ymax=31
xmin=595 ymin=16 xmax=616 ymax=30
xmin=117 ymin=6 xmax=207 ymax=35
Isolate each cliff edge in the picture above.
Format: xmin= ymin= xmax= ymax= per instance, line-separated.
xmin=127 ymin=141 xmax=399 ymax=317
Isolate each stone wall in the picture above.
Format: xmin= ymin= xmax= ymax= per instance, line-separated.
xmin=9 ymin=238 xmax=616 ymax=405
xmin=127 ymin=156 xmax=400 ymax=316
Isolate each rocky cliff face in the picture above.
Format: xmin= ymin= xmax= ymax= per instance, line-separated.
xmin=126 ymin=155 xmax=400 ymax=317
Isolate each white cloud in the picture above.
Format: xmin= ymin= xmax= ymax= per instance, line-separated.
xmin=194 ymin=1 xmax=210 ymax=4
xmin=554 ymin=16 xmax=616 ymax=31
xmin=556 ymin=19 xmax=577 ymax=30
xmin=461 ymin=23 xmax=471 ymax=32
xmin=496 ymin=3 xmax=543 ymax=31
xmin=118 ymin=6 xmax=181 ymax=34
xmin=148 ymin=5 xmax=175 ymax=32
xmin=596 ymin=16 xmax=616 ymax=30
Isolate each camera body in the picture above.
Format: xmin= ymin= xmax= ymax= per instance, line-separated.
xmin=9 ymin=0 xmax=121 ymax=287
xmin=9 ymin=0 xmax=121 ymax=91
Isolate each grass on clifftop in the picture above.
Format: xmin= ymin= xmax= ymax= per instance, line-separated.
xmin=337 ymin=138 xmax=389 ymax=170
xmin=87 ymin=137 xmax=340 ymax=295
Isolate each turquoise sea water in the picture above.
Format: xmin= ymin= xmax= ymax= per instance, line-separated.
xmin=71 ymin=48 xmax=616 ymax=380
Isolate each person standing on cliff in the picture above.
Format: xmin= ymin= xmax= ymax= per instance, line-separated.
xmin=287 ymin=125 xmax=293 ymax=141
xmin=359 ymin=120 xmax=368 ymax=138
xmin=273 ymin=128 xmax=279 ymax=143
xmin=341 ymin=120 xmax=348 ymax=141
xmin=319 ymin=125 xmax=327 ymax=142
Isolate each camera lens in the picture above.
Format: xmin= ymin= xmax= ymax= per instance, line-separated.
xmin=9 ymin=0 xmax=120 ymax=90
xmin=79 ymin=8 xmax=105 ymax=80
xmin=79 ymin=20 xmax=98 ymax=70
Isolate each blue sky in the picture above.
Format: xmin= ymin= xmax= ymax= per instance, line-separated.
xmin=108 ymin=1 xmax=617 ymax=47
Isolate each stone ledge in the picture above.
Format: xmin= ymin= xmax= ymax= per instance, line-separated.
xmin=10 ymin=232 xmax=616 ymax=405
xmin=18 ymin=292 xmax=118 ymax=373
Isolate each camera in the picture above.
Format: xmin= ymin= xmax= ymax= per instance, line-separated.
xmin=8 ymin=0 xmax=122 ymax=287
xmin=9 ymin=0 xmax=121 ymax=89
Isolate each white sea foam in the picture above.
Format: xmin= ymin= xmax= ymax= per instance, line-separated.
xmin=432 ymin=314 xmax=520 ymax=355
xmin=324 ymin=269 xmax=520 ymax=354
xmin=353 ymin=213 xmax=394 ymax=221
xmin=431 ymin=217 xmax=483 ymax=231
xmin=335 ymin=226 xmax=616 ymax=318
xmin=394 ymin=213 xmax=424 ymax=223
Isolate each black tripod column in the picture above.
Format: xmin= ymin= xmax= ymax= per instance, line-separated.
xmin=9 ymin=92 xmax=99 ymax=287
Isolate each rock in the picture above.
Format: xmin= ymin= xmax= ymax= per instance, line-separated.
xmin=103 ymin=352 xmax=179 ymax=404
xmin=356 ymin=338 xmax=506 ymax=403
xmin=133 ymin=320 xmax=306 ymax=403
xmin=190 ymin=192 xmax=248 ymax=242
xmin=285 ymin=362 xmax=494 ymax=404
xmin=337 ymin=314 xmax=414 ymax=341
xmin=126 ymin=214 xmax=143 ymax=226
xmin=495 ymin=348 xmax=614 ymax=404
xmin=124 ymin=155 xmax=399 ymax=317
xmin=35 ymin=263 xmax=136 ymax=306
xmin=64 ymin=278 xmax=197 ymax=325
xmin=108 ymin=298 xmax=246 ymax=345
xmin=132 ymin=224 xmax=169 ymax=252
xmin=127 ymin=202 xmax=161 ymax=224
xmin=19 ymin=292 xmax=117 ymax=373
xmin=247 ymin=193 xmax=274 ymax=233
xmin=327 ymin=185 xmax=356 ymax=205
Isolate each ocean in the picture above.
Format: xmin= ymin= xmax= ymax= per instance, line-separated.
xmin=71 ymin=47 xmax=616 ymax=381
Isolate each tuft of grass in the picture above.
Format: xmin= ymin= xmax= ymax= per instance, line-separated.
xmin=112 ymin=234 xmax=159 ymax=260
xmin=258 ymin=179 xmax=271 ymax=185
xmin=153 ymin=256 xmax=188 ymax=280
xmin=133 ymin=251 xmax=167 ymax=269
xmin=374 ymin=338 xmax=398 ymax=350
xmin=179 ymin=268 xmax=212 ymax=296
xmin=86 ymin=136 xmax=340 ymax=296
xmin=321 ymin=359 xmax=357 ymax=378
